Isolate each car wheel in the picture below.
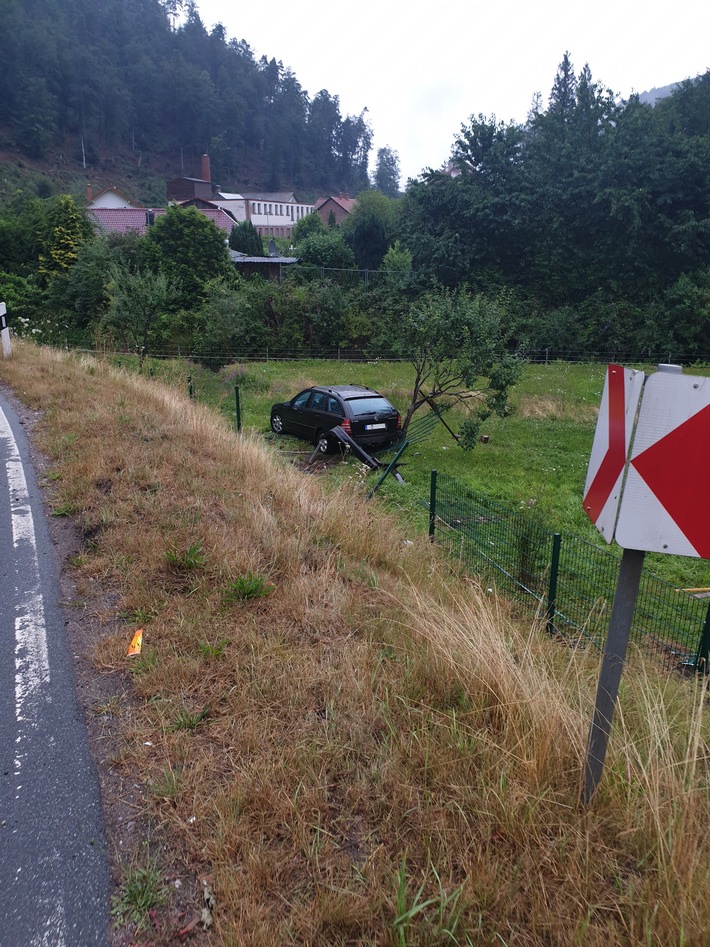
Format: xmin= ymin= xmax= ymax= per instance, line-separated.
xmin=271 ymin=413 xmax=283 ymax=434
xmin=315 ymin=431 xmax=331 ymax=454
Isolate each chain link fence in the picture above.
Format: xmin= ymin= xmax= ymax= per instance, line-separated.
xmin=429 ymin=472 xmax=710 ymax=673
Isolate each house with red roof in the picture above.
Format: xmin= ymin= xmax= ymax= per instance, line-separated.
xmin=88 ymin=206 xmax=238 ymax=238
xmin=314 ymin=194 xmax=357 ymax=227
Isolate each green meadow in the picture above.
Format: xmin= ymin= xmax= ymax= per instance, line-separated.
xmin=121 ymin=355 xmax=710 ymax=591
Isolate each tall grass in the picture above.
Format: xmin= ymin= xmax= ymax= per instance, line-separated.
xmin=2 ymin=340 xmax=709 ymax=945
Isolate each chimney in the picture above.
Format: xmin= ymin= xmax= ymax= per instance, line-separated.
xmin=86 ymin=184 xmax=93 ymax=202
xmin=201 ymin=154 xmax=211 ymax=183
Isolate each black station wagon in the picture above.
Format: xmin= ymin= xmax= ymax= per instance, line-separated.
xmin=270 ymin=385 xmax=402 ymax=453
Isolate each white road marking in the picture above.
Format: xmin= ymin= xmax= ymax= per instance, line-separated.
xmin=0 ymin=408 xmax=50 ymax=733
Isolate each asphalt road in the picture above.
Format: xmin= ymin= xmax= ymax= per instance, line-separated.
xmin=0 ymin=392 xmax=109 ymax=946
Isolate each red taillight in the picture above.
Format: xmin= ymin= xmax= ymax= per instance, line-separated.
xmin=396 ymin=412 xmax=402 ymax=430
xmin=340 ymin=418 xmax=352 ymax=435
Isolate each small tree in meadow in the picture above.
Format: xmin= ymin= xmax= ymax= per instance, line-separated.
xmin=390 ymin=289 xmax=522 ymax=447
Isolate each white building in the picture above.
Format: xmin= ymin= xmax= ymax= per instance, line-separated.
xmin=237 ymin=192 xmax=315 ymax=239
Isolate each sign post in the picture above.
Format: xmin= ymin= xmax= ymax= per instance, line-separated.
xmin=580 ymin=546 xmax=645 ymax=804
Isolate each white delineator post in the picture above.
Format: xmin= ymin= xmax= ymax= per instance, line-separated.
xmin=1 ymin=302 xmax=11 ymax=358
xmin=0 ymin=303 xmax=12 ymax=358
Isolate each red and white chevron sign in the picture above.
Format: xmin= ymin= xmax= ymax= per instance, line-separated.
xmin=615 ymin=371 xmax=710 ymax=557
xmin=583 ymin=364 xmax=645 ymax=542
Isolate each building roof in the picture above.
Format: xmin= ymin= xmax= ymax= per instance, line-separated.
xmin=89 ymin=206 xmax=237 ymax=236
xmin=85 ymin=185 xmax=144 ymax=208
xmin=89 ymin=207 xmax=165 ymax=235
xmin=314 ymin=194 xmax=358 ymax=214
xmin=240 ymin=191 xmax=300 ymax=203
xmin=228 ymin=249 xmax=299 ymax=265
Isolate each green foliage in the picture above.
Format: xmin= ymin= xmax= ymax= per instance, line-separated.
xmin=391 ymin=856 xmax=464 ymax=946
xmin=229 ymin=220 xmax=264 ymax=256
xmin=37 ymin=195 xmax=94 ymax=284
xmin=165 ymin=541 xmax=207 ymax=570
xmin=111 ymin=854 xmax=166 ymax=930
xmin=16 ymin=78 xmax=57 ymax=159
xmin=341 ymin=189 xmax=397 ymax=270
xmin=382 ymin=241 xmax=412 ymax=273
xmin=170 ymin=705 xmax=210 ymax=731
xmin=374 ymin=146 xmax=401 ymax=197
xmin=660 ymin=268 xmax=710 ymax=356
xmin=295 ymin=231 xmax=356 ymax=270
xmin=0 ymin=272 xmax=39 ymax=325
xmin=0 ymin=0 xmax=373 ymax=193
xmin=222 ymin=572 xmax=275 ymax=602
xmin=64 ymin=237 xmax=115 ymax=328
xmin=101 ymin=265 xmax=180 ymax=359
xmin=386 ymin=288 xmax=523 ymax=448
xmin=197 ymin=638 xmax=230 ymax=659
xmin=194 ymin=278 xmax=271 ymax=366
xmin=291 ymin=210 xmax=325 ymax=243
xmin=399 ymin=58 xmax=710 ymax=357
xmin=145 ymin=206 xmax=230 ymax=305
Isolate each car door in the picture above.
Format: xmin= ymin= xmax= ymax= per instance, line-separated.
xmin=304 ymin=391 xmax=344 ymax=442
xmin=283 ymin=390 xmax=313 ymax=437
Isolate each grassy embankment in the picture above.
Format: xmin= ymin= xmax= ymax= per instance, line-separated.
xmin=3 ymin=341 xmax=710 ymax=945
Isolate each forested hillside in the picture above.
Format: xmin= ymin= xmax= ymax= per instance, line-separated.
xmin=400 ymin=56 xmax=710 ymax=357
xmin=0 ymin=0 xmax=371 ymax=196
xmin=1 ymin=29 xmax=709 ymax=362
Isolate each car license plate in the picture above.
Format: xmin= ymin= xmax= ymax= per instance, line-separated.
xmin=365 ymin=423 xmax=386 ymax=430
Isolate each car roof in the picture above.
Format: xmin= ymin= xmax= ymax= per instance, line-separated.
xmin=313 ymin=385 xmax=381 ymax=399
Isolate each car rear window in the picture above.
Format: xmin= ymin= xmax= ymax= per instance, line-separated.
xmin=346 ymin=397 xmax=394 ymax=416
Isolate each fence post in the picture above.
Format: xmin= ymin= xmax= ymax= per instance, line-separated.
xmin=546 ymin=533 xmax=562 ymax=634
xmin=234 ymin=385 xmax=242 ymax=432
xmin=429 ymin=470 xmax=438 ymax=541
xmin=187 ymin=375 xmax=193 ymax=399
xmin=694 ymin=600 xmax=710 ymax=672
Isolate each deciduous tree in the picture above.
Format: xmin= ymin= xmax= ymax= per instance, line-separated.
xmin=388 ymin=289 xmax=522 ymax=448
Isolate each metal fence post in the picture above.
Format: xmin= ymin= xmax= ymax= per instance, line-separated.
xmin=546 ymin=532 xmax=562 ymax=634
xmin=234 ymin=385 xmax=242 ymax=432
xmin=694 ymin=600 xmax=710 ymax=672
xmin=429 ymin=470 xmax=438 ymax=541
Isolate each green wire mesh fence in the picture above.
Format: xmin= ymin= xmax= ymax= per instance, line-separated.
xmin=429 ymin=472 xmax=710 ymax=674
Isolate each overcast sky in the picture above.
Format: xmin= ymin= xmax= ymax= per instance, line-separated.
xmin=193 ymin=0 xmax=710 ymax=187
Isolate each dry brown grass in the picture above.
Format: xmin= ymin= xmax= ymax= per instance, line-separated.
xmin=2 ymin=340 xmax=710 ymax=946
xmin=515 ymin=394 xmax=599 ymax=422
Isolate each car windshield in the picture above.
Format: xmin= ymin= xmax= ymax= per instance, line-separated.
xmin=346 ymin=397 xmax=394 ymax=416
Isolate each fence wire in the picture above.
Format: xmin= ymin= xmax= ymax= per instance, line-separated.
xmin=431 ymin=473 xmax=710 ymax=673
